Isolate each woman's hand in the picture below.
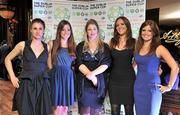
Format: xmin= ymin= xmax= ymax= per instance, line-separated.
xmin=10 ymin=76 xmax=19 ymax=88
xmin=86 ymin=72 xmax=97 ymax=86
xmin=91 ymin=76 xmax=97 ymax=86
xmin=159 ymin=85 xmax=172 ymax=93
xmin=86 ymin=71 xmax=95 ymax=80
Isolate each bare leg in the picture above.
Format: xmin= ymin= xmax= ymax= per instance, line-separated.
xmin=80 ymin=106 xmax=90 ymax=115
xmin=53 ymin=106 xmax=59 ymax=115
xmin=90 ymin=107 xmax=101 ymax=115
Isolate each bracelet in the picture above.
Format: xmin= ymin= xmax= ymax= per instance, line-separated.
xmin=167 ymin=84 xmax=173 ymax=89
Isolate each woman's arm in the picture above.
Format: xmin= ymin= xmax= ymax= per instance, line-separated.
xmin=47 ymin=40 xmax=53 ymax=70
xmin=5 ymin=41 xmax=24 ymax=88
xmin=79 ymin=64 xmax=91 ymax=76
xmin=91 ymin=43 xmax=111 ymax=76
xmin=89 ymin=65 xmax=108 ymax=76
xmin=157 ymin=45 xmax=179 ymax=93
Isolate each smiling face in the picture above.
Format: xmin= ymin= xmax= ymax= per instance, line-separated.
xmin=87 ymin=24 xmax=99 ymax=41
xmin=30 ymin=22 xmax=44 ymax=40
xmin=116 ymin=18 xmax=127 ymax=36
xmin=141 ymin=25 xmax=153 ymax=42
xmin=60 ymin=24 xmax=71 ymax=41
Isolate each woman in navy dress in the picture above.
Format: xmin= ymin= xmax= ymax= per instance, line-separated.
xmin=5 ymin=18 xmax=52 ymax=115
xmin=48 ymin=20 xmax=76 ymax=115
xmin=76 ymin=19 xmax=111 ymax=115
xmin=134 ymin=20 xmax=179 ymax=115
xmin=109 ymin=16 xmax=136 ymax=115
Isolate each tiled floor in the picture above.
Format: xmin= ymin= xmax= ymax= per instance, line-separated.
xmin=0 ymin=80 xmax=18 ymax=115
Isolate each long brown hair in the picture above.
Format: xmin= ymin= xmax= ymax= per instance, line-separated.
xmin=135 ymin=20 xmax=160 ymax=55
xmin=84 ymin=19 xmax=104 ymax=52
xmin=110 ymin=16 xmax=135 ymax=49
xmin=51 ymin=20 xmax=76 ymax=64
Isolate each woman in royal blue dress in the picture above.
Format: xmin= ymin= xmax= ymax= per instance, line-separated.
xmin=48 ymin=20 xmax=76 ymax=115
xmin=134 ymin=20 xmax=179 ymax=115
xmin=76 ymin=19 xmax=111 ymax=115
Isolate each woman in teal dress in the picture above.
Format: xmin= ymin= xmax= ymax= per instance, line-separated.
xmin=48 ymin=20 xmax=76 ymax=115
xmin=134 ymin=20 xmax=179 ymax=115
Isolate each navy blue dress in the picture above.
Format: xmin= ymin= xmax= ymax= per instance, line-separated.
xmin=50 ymin=48 xmax=75 ymax=106
xmin=134 ymin=53 xmax=162 ymax=115
xmin=12 ymin=40 xmax=52 ymax=115
xmin=76 ymin=41 xmax=111 ymax=109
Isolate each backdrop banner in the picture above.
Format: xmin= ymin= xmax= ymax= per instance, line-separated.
xmin=33 ymin=0 xmax=146 ymax=43
xmin=33 ymin=0 xmax=145 ymax=114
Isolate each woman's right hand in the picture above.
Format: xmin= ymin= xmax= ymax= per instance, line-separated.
xmin=10 ymin=76 xmax=19 ymax=88
xmin=86 ymin=72 xmax=95 ymax=80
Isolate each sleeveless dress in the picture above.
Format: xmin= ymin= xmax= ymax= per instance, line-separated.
xmin=12 ymin=40 xmax=52 ymax=115
xmin=50 ymin=48 xmax=75 ymax=106
xmin=109 ymin=48 xmax=135 ymax=104
xmin=134 ymin=53 xmax=162 ymax=115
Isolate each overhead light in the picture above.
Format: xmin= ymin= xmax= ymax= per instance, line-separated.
xmin=0 ymin=9 xmax=15 ymax=19
xmin=165 ymin=10 xmax=180 ymax=19
xmin=0 ymin=2 xmax=15 ymax=19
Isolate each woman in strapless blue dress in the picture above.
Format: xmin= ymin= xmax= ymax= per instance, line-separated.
xmin=134 ymin=20 xmax=179 ymax=115
xmin=48 ymin=20 xmax=76 ymax=115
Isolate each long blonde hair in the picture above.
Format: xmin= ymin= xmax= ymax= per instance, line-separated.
xmin=83 ymin=19 xmax=104 ymax=52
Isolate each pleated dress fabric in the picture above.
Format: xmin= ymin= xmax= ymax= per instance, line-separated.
xmin=50 ymin=48 xmax=75 ymax=106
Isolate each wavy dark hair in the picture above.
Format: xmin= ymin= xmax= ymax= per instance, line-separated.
xmin=110 ymin=16 xmax=135 ymax=49
xmin=30 ymin=18 xmax=45 ymax=29
xmin=135 ymin=20 xmax=161 ymax=55
xmin=51 ymin=20 xmax=76 ymax=64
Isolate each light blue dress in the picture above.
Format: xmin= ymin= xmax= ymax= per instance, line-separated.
xmin=134 ymin=53 xmax=162 ymax=115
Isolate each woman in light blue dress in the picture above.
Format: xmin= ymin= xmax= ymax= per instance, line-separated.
xmin=134 ymin=20 xmax=179 ymax=115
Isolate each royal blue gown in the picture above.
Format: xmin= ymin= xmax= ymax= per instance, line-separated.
xmin=50 ymin=48 xmax=75 ymax=106
xmin=134 ymin=53 xmax=162 ymax=115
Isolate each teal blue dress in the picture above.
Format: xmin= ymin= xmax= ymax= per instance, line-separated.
xmin=134 ymin=53 xmax=162 ymax=115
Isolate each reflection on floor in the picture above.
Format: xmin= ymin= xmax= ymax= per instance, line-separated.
xmin=0 ymin=80 xmax=18 ymax=115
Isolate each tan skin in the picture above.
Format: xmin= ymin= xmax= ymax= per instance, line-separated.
xmin=5 ymin=22 xmax=49 ymax=88
xmin=140 ymin=25 xmax=179 ymax=93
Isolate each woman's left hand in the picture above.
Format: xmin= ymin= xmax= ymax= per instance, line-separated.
xmin=91 ymin=76 xmax=97 ymax=86
xmin=159 ymin=85 xmax=172 ymax=93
